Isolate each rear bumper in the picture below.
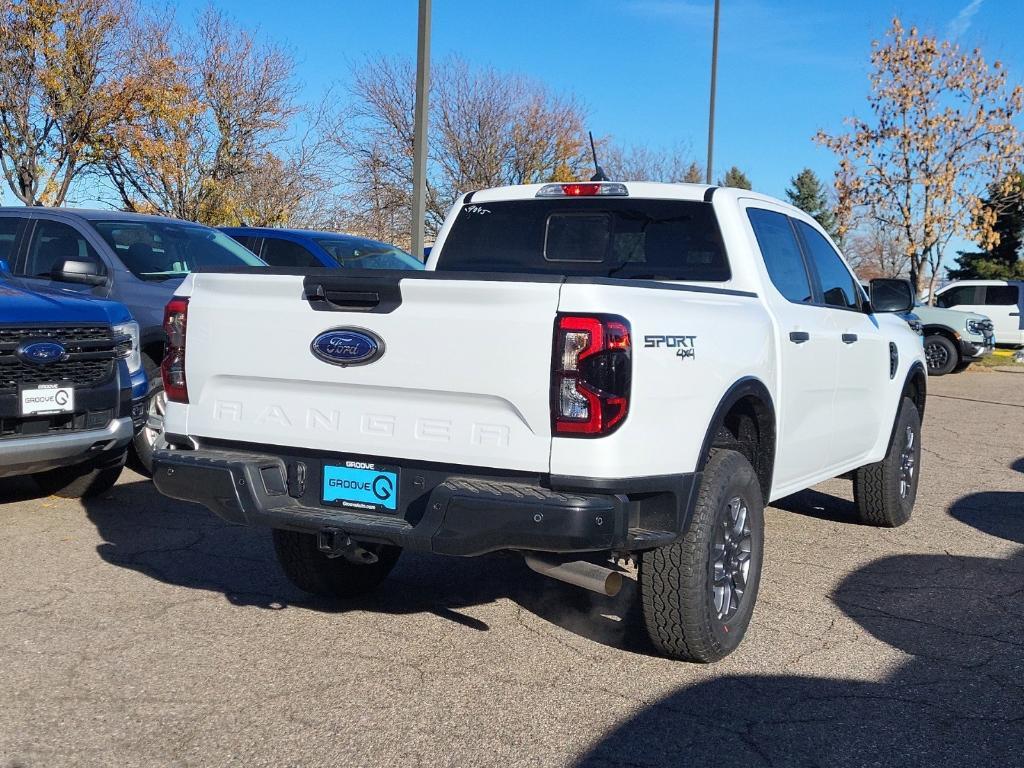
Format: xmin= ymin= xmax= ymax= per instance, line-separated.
xmin=152 ymin=445 xmax=697 ymax=556
xmin=0 ymin=417 xmax=134 ymax=478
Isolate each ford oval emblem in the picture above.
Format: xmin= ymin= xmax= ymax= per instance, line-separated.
xmin=16 ymin=341 xmax=67 ymax=365
xmin=311 ymin=328 xmax=384 ymax=367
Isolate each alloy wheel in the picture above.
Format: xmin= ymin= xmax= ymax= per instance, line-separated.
xmin=142 ymin=389 xmax=169 ymax=453
xmin=898 ymin=425 xmax=916 ymax=499
xmin=711 ymin=496 xmax=752 ymax=620
xmin=925 ymin=341 xmax=949 ymax=371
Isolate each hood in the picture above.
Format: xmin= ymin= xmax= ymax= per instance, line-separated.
xmin=912 ymin=304 xmax=990 ymax=325
xmin=0 ymin=276 xmax=131 ymax=325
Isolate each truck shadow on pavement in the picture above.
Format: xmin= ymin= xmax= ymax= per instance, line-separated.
xmin=771 ymin=487 xmax=861 ymax=524
xmin=574 ymin=481 xmax=1024 ymax=767
xmin=79 ymin=474 xmax=654 ymax=651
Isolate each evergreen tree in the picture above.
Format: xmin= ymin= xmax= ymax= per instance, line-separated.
xmin=719 ymin=166 xmax=752 ymax=190
xmin=948 ymin=173 xmax=1024 ymax=280
xmin=683 ymin=162 xmax=704 ymax=183
xmin=785 ymin=168 xmax=837 ymax=237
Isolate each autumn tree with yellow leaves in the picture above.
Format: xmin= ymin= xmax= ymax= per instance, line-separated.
xmin=817 ymin=18 xmax=1024 ymax=298
xmin=0 ymin=0 xmax=170 ymax=206
xmin=102 ymin=8 xmax=340 ymax=226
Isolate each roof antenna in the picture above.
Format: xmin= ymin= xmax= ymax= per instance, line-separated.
xmin=589 ymin=131 xmax=610 ymax=182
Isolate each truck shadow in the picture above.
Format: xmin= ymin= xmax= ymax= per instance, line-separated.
xmin=771 ymin=486 xmax=860 ymax=524
xmin=80 ymin=473 xmax=653 ymax=652
xmin=0 ymin=476 xmax=53 ymax=504
xmin=572 ymin=485 xmax=1024 ymax=767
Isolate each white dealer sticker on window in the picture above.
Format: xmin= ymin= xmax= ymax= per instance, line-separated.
xmin=21 ymin=385 xmax=75 ymax=416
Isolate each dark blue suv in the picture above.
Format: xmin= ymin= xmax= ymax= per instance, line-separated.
xmin=0 ymin=208 xmax=264 ymax=472
xmin=220 ymin=227 xmax=423 ymax=270
xmin=0 ymin=258 xmax=147 ymax=497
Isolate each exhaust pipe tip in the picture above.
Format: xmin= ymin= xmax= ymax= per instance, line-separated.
xmin=604 ymin=569 xmax=624 ymax=597
xmin=523 ymin=553 xmax=623 ymax=597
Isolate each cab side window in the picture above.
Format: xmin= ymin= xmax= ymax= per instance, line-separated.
xmin=795 ymin=221 xmax=861 ymax=310
xmin=747 ymin=208 xmax=813 ymax=303
xmin=260 ymin=237 xmax=321 ymax=268
xmin=935 ymin=285 xmax=981 ymax=308
xmin=983 ymin=285 xmax=1020 ymax=306
xmin=229 ymin=235 xmax=262 ymax=255
xmin=21 ymin=220 xmax=103 ymax=278
xmin=0 ymin=217 xmax=23 ymax=265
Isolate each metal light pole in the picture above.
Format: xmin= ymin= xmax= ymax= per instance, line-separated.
xmin=411 ymin=0 xmax=431 ymax=261
xmin=705 ymin=0 xmax=720 ymax=185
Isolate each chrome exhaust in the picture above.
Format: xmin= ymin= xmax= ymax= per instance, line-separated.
xmin=523 ymin=553 xmax=623 ymax=597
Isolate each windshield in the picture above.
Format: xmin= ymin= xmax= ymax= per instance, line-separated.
xmin=314 ymin=237 xmax=423 ymax=270
xmin=436 ymin=198 xmax=730 ymax=281
xmin=90 ymin=220 xmax=265 ymax=280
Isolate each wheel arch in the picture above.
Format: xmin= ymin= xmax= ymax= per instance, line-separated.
xmin=922 ymin=324 xmax=958 ymax=343
xmin=902 ymin=362 xmax=927 ymax=418
xmin=140 ymin=330 xmax=166 ymax=368
xmin=697 ymin=377 xmax=776 ymax=501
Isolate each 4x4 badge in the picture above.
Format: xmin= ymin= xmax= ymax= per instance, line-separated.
xmin=644 ymin=334 xmax=697 ymax=361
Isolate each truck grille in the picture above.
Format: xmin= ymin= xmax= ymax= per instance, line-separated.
xmin=0 ymin=325 xmax=118 ymax=393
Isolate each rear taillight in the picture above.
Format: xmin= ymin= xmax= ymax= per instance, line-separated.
xmin=161 ymin=297 xmax=189 ymax=403
xmin=552 ymin=314 xmax=631 ymax=437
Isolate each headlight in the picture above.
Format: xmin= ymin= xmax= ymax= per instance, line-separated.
xmin=113 ymin=321 xmax=142 ymax=374
xmin=966 ymin=319 xmax=985 ymax=336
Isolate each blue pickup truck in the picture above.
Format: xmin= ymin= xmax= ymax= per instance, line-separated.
xmin=0 ymin=259 xmax=146 ymax=497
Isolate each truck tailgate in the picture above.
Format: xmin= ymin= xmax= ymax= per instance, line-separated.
xmin=181 ymin=272 xmax=561 ymax=472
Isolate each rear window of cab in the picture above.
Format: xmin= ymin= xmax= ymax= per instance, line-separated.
xmin=436 ymin=198 xmax=730 ymax=281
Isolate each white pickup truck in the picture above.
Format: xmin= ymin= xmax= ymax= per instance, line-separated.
xmin=152 ymin=182 xmax=927 ymax=661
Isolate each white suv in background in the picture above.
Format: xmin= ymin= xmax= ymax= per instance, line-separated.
xmin=934 ymin=280 xmax=1024 ymax=347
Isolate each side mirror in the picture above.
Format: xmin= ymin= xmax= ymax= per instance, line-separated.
xmin=869 ymin=278 xmax=914 ymax=314
xmin=52 ymin=259 xmax=107 ymax=286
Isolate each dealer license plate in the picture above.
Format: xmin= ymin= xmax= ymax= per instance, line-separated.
xmin=20 ymin=385 xmax=75 ymax=416
xmin=322 ymin=460 xmax=399 ymax=512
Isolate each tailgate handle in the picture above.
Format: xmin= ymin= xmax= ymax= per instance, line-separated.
xmin=304 ymin=277 xmax=402 ymax=314
xmin=310 ymin=285 xmax=381 ymax=310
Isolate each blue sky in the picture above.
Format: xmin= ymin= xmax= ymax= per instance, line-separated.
xmin=7 ymin=1 xmax=1023 ymax=236
xmin=159 ymin=0 xmax=1022 ymax=201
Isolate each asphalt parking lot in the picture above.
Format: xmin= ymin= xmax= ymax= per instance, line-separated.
xmin=2 ymin=371 xmax=1022 ymax=768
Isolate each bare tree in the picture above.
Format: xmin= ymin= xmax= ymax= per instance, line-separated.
xmin=844 ymin=220 xmax=912 ymax=280
xmin=336 ymin=56 xmax=592 ymax=248
xmin=0 ymin=0 xmax=164 ymax=206
xmin=603 ymin=143 xmax=701 ymax=183
xmin=223 ymin=98 xmax=343 ymax=227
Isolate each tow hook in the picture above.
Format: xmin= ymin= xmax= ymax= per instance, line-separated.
xmin=316 ymin=529 xmax=379 ymax=564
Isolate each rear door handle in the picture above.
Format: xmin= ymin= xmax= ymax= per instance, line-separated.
xmin=1010 ymin=312 xmax=1020 ymax=317
xmin=842 ymin=333 xmax=858 ymax=344
xmin=789 ymin=331 xmax=810 ymax=344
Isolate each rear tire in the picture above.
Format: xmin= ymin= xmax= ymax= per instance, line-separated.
xmin=853 ymin=397 xmax=921 ymax=527
xmin=272 ymin=529 xmax=401 ymax=598
xmin=924 ymin=334 xmax=958 ymax=376
xmin=33 ymin=449 xmax=126 ymax=499
xmin=639 ymin=449 xmax=764 ymax=662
